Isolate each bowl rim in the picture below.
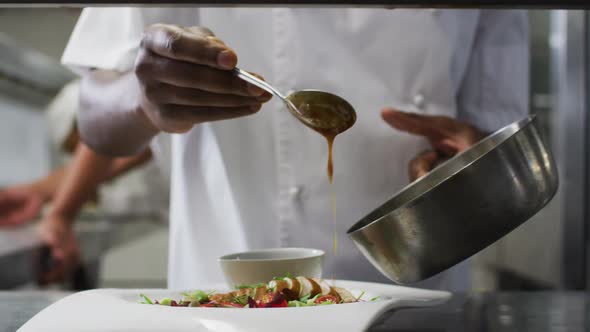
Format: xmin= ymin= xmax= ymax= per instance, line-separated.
xmin=346 ymin=115 xmax=537 ymax=236
xmin=218 ymin=247 xmax=326 ymax=262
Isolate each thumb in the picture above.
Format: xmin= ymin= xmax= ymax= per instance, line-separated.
xmin=381 ymin=108 xmax=448 ymax=141
xmin=409 ymin=150 xmax=440 ymax=181
xmin=433 ymin=138 xmax=459 ymax=157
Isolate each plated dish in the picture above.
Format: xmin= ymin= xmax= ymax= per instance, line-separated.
xmin=139 ymin=275 xmax=376 ymax=308
xmin=18 ymin=280 xmax=451 ymax=332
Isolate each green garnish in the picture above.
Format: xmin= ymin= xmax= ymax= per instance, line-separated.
xmin=139 ymin=293 xmax=154 ymax=305
xmin=370 ymin=296 xmax=380 ymax=302
xmin=159 ymin=298 xmax=172 ymax=306
xmin=288 ymin=300 xmax=311 ymax=307
xmin=235 ymin=283 xmax=265 ymax=290
xmin=232 ymin=294 xmax=250 ymax=306
xmin=355 ymin=291 xmax=366 ymax=302
xmin=299 ymin=293 xmax=311 ymax=302
xmin=272 ymin=272 xmax=293 ymax=281
xmin=181 ymin=290 xmax=214 ymax=303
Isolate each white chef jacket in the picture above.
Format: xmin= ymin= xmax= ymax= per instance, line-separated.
xmin=62 ymin=8 xmax=529 ymax=291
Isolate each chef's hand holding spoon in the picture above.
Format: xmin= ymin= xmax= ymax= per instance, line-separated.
xmin=133 ymin=24 xmax=271 ymax=134
xmin=381 ymin=108 xmax=484 ymax=181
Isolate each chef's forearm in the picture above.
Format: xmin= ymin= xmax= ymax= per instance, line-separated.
xmin=47 ymin=145 xmax=153 ymax=223
xmin=78 ymin=70 xmax=158 ymax=157
xmin=105 ymin=149 xmax=153 ymax=181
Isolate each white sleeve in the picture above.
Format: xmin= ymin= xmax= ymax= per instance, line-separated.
xmin=456 ymin=10 xmax=530 ymax=133
xmin=61 ymin=7 xmax=199 ymax=74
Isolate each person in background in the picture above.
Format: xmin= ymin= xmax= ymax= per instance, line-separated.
xmin=63 ymin=8 xmax=529 ymax=291
xmin=0 ymin=80 xmax=169 ymax=285
xmin=0 ymin=144 xmax=153 ymax=229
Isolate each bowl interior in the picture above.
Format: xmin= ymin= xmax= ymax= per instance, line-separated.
xmin=347 ymin=116 xmax=534 ymax=235
xmin=219 ymin=248 xmax=325 ymax=262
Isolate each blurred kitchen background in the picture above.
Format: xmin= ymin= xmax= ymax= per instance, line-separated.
xmin=0 ymin=8 xmax=170 ymax=289
xmin=0 ymin=9 xmax=587 ymax=291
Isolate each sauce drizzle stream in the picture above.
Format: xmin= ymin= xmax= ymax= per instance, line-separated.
xmin=286 ymin=93 xmax=356 ymax=281
xmin=326 ymin=135 xmax=337 ymax=258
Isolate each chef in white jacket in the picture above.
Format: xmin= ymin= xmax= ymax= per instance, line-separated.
xmin=61 ymin=8 xmax=529 ymax=291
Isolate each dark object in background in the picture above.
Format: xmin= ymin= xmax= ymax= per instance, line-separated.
xmin=36 ymin=245 xmax=54 ymax=277
xmin=36 ymin=244 xmax=97 ymax=291
xmin=496 ymin=268 xmax=554 ymax=291
xmin=71 ymin=264 xmax=95 ymax=291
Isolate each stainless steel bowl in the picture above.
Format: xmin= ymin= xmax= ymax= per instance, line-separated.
xmin=347 ymin=116 xmax=558 ymax=284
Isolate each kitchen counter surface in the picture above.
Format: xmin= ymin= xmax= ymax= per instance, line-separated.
xmin=0 ymin=215 xmax=165 ymax=289
xmin=3 ymin=291 xmax=587 ymax=332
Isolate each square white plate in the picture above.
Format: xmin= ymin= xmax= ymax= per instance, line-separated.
xmin=18 ymin=280 xmax=451 ymax=332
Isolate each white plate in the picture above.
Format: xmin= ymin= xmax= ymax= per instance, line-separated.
xmin=18 ymin=280 xmax=451 ymax=332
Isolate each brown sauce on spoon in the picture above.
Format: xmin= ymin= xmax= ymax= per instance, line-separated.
xmin=286 ymin=91 xmax=356 ymax=182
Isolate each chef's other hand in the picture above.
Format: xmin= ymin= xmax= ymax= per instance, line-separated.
xmin=37 ymin=215 xmax=80 ymax=285
xmin=135 ymin=24 xmax=272 ymax=133
xmin=0 ymin=187 xmax=44 ymax=227
xmin=381 ymin=108 xmax=484 ymax=181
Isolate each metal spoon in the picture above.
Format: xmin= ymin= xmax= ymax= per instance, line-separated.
xmin=234 ymin=67 xmax=356 ymax=136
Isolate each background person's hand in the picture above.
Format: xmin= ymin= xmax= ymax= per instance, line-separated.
xmin=0 ymin=187 xmax=44 ymax=227
xmin=381 ymin=108 xmax=485 ymax=181
xmin=135 ymin=24 xmax=272 ymax=133
xmin=37 ymin=215 xmax=80 ymax=285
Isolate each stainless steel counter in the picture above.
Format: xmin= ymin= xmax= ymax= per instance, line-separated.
xmin=3 ymin=292 xmax=588 ymax=332
xmin=372 ymin=292 xmax=588 ymax=331
xmin=0 ymin=291 xmax=68 ymax=332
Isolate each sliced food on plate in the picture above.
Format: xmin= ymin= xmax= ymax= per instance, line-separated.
xmin=139 ymin=276 xmax=377 ymax=308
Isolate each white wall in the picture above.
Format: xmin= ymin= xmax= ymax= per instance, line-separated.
xmin=0 ymin=8 xmax=77 ymax=185
xmin=0 ymin=95 xmax=50 ymax=187
xmin=100 ymin=227 xmax=169 ymax=288
xmin=0 ymin=8 xmax=80 ymax=61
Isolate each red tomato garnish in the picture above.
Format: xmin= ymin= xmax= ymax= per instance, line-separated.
xmin=200 ymin=302 xmax=219 ymax=308
xmin=220 ymin=302 xmax=245 ymax=308
xmin=314 ymin=295 xmax=339 ymax=304
xmin=262 ymin=293 xmax=288 ymax=308
xmin=248 ymin=297 xmax=258 ymax=308
xmin=250 ymin=293 xmax=288 ymax=308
